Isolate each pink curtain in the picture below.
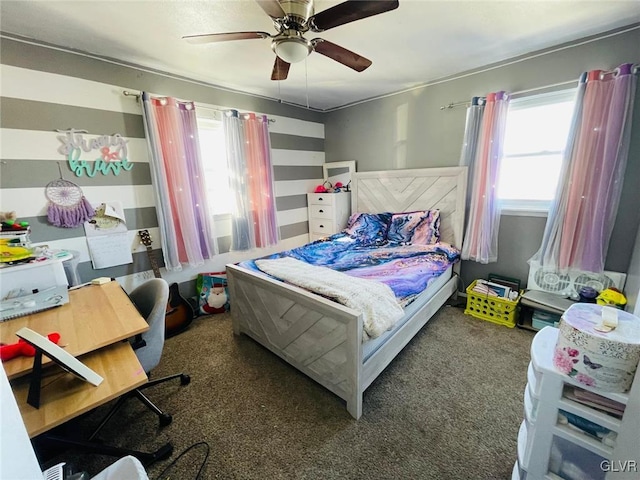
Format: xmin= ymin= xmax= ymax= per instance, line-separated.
xmin=223 ymin=110 xmax=278 ymax=251
xmin=142 ymin=93 xmax=216 ymax=269
xmin=461 ymin=91 xmax=509 ymax=263
xmin=533 ymin=63 xmax=637 ymax=272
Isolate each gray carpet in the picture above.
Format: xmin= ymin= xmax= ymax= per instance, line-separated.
xmin=42 ymin=305 xmax=535 ymax=479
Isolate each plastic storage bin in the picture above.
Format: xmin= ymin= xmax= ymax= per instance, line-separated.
xmin=531 ymin=309 xmax=561 ymax=330
xmin=464 ymin=279 xmax=520 ymax=328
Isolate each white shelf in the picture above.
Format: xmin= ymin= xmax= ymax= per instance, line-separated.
xmin=524 ymin=386 xmax=536 ymax=424
xmin=552 ymin=423 xmax=612 ymax=458
xmin=512 ymin=461 xmax=520 ymax=480
xmin=527 ymin=362 xmax=540 ymax=398
xmin=530 ymin=327 xmax=629 ymax=405
xmin=517 ymin=326 xmax=639 ymax=480
xmin=557 ymin=396 xmax=622 ymax=432
xmin=517 ymin=420 xmax=528 ymax=471
xmin=544 ymin=474 xmax=564 ymax=480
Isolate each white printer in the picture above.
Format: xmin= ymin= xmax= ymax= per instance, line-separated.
xmin=0 ymin=253 xmax=71 ymax=321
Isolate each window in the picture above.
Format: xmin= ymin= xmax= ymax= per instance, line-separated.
xmin=497 ymin=89 xmax=576 ymax=213
xmin=196 ymin=113 xmax=233 ymax=215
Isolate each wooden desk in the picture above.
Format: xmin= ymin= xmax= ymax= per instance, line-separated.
xmin=11 ymin=341 xmax=148 ymax=437
xmin=2 ymin=280 xmax=149 ymax=436
xmin=1 ymin=281 xmax=149 ymax=380
xmin=3 ymin=280 xmax=172 ymax=465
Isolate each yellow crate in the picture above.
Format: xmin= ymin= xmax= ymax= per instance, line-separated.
xmin=464 ymin=279 xmax=520 ymax=328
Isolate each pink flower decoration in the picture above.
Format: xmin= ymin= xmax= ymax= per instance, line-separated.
xmin=100 ymin=146 xmax=119 ymax=162
xmin=567 ymin=348 xmax=579 ymax=357
xmin=553 ymin=348 xmax=574 ymax=375
xmin=576 ymin=373 xmax=595 ymax=387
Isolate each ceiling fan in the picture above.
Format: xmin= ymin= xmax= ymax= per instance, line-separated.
xmin=183 ymin=0 xmax=399 ymax=80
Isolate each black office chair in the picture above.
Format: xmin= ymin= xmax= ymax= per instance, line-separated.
xmin=89 ymin=279 xmax=190 ymax=440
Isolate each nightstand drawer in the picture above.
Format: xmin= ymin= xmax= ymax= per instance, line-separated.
xmin=310 ymin=219 xmax=335 ymax=235
xmin=309 ymin=205 xmax=334 ymax=219
xmin=310 ymin=233 xmax=328 ymax=242
xmin=307 ymin=193 xmax=335 ymax=206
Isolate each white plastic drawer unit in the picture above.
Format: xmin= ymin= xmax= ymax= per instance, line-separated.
xmin=307 ymin=192 xmax=351 ymax=242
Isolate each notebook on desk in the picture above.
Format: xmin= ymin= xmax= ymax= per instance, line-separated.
xmin=0 ymin=285 xmax=69 ymax=322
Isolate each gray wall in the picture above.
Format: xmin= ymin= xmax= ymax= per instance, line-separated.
xmin=0 ymin=37 xmax=325 ymax=297
xmin=325 ymin=27 xmax=640 ymax=291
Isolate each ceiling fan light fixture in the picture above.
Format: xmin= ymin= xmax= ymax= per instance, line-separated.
xmin=272 ymin=36 xmax=311 ymax=64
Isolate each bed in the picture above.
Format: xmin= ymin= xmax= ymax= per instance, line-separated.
xmin=226 ymin=167 xmax=468 ymax=419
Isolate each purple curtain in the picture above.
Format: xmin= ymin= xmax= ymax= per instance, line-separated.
xmin=141 ymin=93 xmax=216 ymax=269
xmin=532 ymin=63 xmax=637 ymax=272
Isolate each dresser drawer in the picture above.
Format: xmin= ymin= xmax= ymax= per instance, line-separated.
xmin=309 ymin=204 xmax=334 ymax=219
xmin=310 ymin=218 xmax=335 ymax=235
xmin=307 ymin=193 xmax=335 ymax=206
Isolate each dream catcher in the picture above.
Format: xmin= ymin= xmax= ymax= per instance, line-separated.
xmin=45 ymin=164 xmax=95 ymax=228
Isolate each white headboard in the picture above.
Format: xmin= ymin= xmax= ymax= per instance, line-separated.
xmin=351 ymin=167 xmax=468 ymax=248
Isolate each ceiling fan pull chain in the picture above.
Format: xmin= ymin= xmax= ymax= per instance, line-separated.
xmin=305 ymin=57 xmax=309 ymax=109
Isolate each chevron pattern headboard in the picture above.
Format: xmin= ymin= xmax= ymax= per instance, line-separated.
xmin=351 ymin=167 xmax=468 ymax=248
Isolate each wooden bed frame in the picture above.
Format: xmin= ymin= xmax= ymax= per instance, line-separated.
xmin=227 ymin=167 xmax=468 ymax=419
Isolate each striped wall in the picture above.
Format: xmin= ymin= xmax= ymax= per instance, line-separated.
xmin=0 ymin=38 xmax=326 ymax=297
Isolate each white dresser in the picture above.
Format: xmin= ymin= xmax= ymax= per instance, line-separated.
xmin=307 ymin=192 xmax=351 ymax=242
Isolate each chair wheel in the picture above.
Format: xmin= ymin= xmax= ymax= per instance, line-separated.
xmin=180 ymin=374 xmax=191 ymax=386
xmin=159 ymin=413 xmax=172 ymax=427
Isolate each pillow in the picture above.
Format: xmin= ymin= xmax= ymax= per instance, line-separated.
xmin=344 ymin=212 xmax=392 ymax=245
xmin=386 ymin=210 xmax=441 ymax=245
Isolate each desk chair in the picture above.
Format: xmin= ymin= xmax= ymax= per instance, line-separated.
xmin=89 ymin=279 xmax=190 ymax=439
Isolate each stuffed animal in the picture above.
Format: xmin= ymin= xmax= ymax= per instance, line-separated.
xmin=0 ymin=211 xmax=29 ymax=232
xmin=0 ymin=211 xmax=16 ymax=222
xmin=208 ymin=286 xmax=228 ymax=310
xmin=0 ymin=332 xmax=61 ymax=361
xmin=200 ymin=284 xmax=228 ymax=314
xmin=596 ymin=288 xmax=627 ymax=308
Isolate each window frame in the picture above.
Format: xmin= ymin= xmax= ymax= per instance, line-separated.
xmin=195 ymin=107 xmax=234 ymax=218
xmin=498 ymin=88 xmax=577 ymax=216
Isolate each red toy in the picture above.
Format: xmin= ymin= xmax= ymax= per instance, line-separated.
xmin=0 ymin=332 xmax=61 ymax=361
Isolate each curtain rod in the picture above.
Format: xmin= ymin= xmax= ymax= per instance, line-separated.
xmin=440 ymin=64 xmax=640 ymax=111
xmin=123 ymin=90 xmax=141 ymax=100
xmin=122 ymin=90 xmax=275 ymax=122
xmin=439 ymin=79 xmax=578 ymax=110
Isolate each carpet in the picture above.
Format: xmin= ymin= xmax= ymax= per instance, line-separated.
xmin=39 ymin=304 xmax=534 ymax=479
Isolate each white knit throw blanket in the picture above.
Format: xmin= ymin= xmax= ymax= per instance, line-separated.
xmin=255 ymin=257 xmax=404 ymax=339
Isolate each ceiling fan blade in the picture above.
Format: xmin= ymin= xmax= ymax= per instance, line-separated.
xmin=309 ymin=0 xmax=399 ymax=32
xmin=311 ymin=39 xmax=372 ymax=72
xmin=255 ymin=0 xmax=286 ymax=18
xmin=271 ymin=56 xmax=291 ymax=80
xmin=183 ymin=31 xmax=271 ymax=44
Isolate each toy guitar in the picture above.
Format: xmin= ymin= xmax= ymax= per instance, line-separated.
xmin=138 ymin=230 xmax=194 ymax=338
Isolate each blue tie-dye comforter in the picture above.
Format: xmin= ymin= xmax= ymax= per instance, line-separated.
xmin=239 ymin=233 xmax=460 ymax=307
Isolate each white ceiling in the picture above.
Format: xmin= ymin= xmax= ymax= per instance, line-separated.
xmin=1 ymin=1 xmax=639 ymax=111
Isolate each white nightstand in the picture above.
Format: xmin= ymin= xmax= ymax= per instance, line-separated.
xmin=307 ymin=192 xmax=351 ymax=242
